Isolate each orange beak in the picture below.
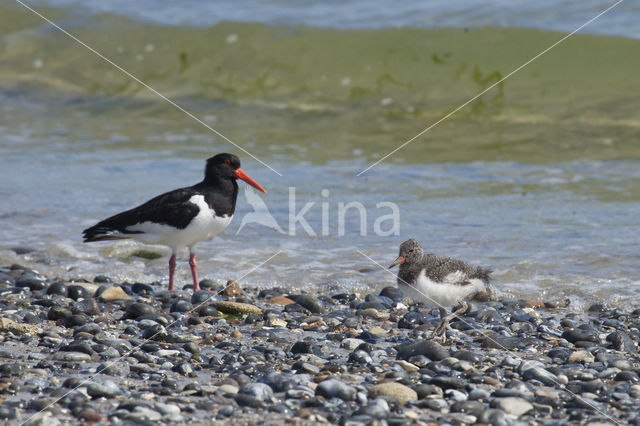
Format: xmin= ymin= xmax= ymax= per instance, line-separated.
xmin=389 ymin=256 xmax=405 ymax=268
xmin=233 ymin=168 xmax=266 ymax=193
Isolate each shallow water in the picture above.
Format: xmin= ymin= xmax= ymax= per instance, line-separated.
xmin=1 ymin=3 xmax=639 ymax=308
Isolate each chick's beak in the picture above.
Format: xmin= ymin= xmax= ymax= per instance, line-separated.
xmin=389 ymin=256 xmax=406 ymax=269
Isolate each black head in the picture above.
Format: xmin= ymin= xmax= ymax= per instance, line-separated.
xmin=204 ymin=153 xmax=241 ymax=180
xmin=203 ymin=153 xmax=266 ymax=193
xmin=389 ymin=238 xmax=424 ymax=268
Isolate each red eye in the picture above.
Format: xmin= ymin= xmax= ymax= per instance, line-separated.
xmin=224 ymin=159 xmax=231 ymax=165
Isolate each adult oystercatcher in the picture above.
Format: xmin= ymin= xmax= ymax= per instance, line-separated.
xmin=389 ymin=239 xmax=491 ymax=342
xmin=82 ymin=153 xmax=266 ymax=292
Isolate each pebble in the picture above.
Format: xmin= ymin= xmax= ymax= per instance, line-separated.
xmin=97 ymin=285 xmax=131 ymax=301
xmin=124 ymin=302 xmax=156 ymax=319
xmin=368 ymin=382 xmax=418 ymax=404
xmin=491 ymin=397 xmax=534 ymax=416
xmin=292 ymin=295 xmax=325 ymax=314
xmin=316 ymin=379 xmax=357 ymax=401
xmin=568 ymin=349 xmax=595 ymax=363
xmin=86 ymin=381 xmax=122 ymax=399
xmin=396 ymin=340 xmax=449 ymax=361
xmin=211 ymin=301 xmax=262 ymax=315
xmin=240 ymin=383 xmax=274 ymax=402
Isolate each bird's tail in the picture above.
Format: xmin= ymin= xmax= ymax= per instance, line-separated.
xmin=82 ymin=225 xmax=132 ymax=242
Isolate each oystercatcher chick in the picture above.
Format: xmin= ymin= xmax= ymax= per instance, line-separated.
xmin=390 ymin=239 xmax=491 ymax=342
xmin=82 ymin=153 xmax=266 ymax=292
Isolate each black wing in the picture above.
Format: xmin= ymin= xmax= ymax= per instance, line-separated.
xmin=82 ymin=187 xmax=200 ymax=242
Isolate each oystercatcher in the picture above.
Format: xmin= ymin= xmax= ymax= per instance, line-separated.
xmin=389 ymin=239 xmax=491 ymax=342
xmin=82 ymin=153 xmax=266 ymax=292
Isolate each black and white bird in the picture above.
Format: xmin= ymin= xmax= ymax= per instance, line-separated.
xmin=82 ymin=153 xmax=266 ymax=292
xmin=389 ymin=239 xmax=491 ymax=342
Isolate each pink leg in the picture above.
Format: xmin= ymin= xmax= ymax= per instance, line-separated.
xmin=189 ymin=252 xmax=200 ymax=292
xmin=168 ymin=254 xmax=176 ymax=291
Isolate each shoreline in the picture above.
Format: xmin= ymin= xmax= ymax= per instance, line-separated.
xmin=1 ymin=264 xmax=638 ymax=424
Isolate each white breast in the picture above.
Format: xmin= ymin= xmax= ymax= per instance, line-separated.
xmin=126 ymin=195 xmax=233 ymax=252
xmin=400 ymin=269 xmax=485 ymax=308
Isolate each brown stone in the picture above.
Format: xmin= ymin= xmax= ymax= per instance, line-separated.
xmin=222 ymin=280 xmax=245 ymax=297
xmin=269 ymin=295 xmax=295 ymax=305
xmin=77 ymin=410 xmax=105 ymax=423
xmin=472 ymin=291 xmax=492 ymax=302
xmin=98 ymin=286 xmax=131 ymax=302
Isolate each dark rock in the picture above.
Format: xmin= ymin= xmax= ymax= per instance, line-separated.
xmin=562 ymin=329 xmax=599 ymax=344
xmin=614 ymin=371 xmax=639 ymax=383
xmin=22 ymin=312 xmax=40 ymax=324
xmin=11 ymin=246 xmax=36 ymax=255
xmin=483 ymin=336 xmax=536 ymax=350
xmin=349 ymin=350 xmax=372 ymax=364
xmin=0 ymin=405 xmax=18 ymax=420
xmin=316 ymin=379 xmax=356 ymax=401
xmin=217 ymin=406 xmax=234 ymax=417
xmin=75 ymin=323 xmax=101 ymax=335
xmin=569 ymin=395 xmax=602 ymax=411
xmin=450 ymin=400 xmax=487 ymax=417
xmin=520 ymin=362 xmax=558 ymax=386
xmin=183 ymin=342 xmax=199 ymax=354
xmin=430 ymin=376 xmax=468 ymax=390
xmin=197 ymin=305 xmax=218 ymax=317
xmin=46 ymin=281 xmax=68 ymax=297
xmin=48 ymin=306 xmax=72 ymax=320
xmin=547 ymin=348 xmax=571 ymax=360
xmin=141 ymin=324 xmax=167 ymax=341
xmin=173 ymin=362 xmax=193 ymax=376
xmin=355 ymin=398 xmax=390 ymax=419
xmin=15 ymin=275 xmax=47 ymax=291
xmin=290 ymin=341 xmax=321 ymax=355
xmin=587 ymin=303 xmax=606 ymax=312
xmin=191 ymin=290 xmax=215 ymax=305
xmin=63 ymin=314 xmax=88 ymax=328
xmin=0 ymin=272 xmax=15 ymax=286
xmin=476 ymin=309 xmax=503 ymax=323
xmin=365 ymin=294 xmax=394 ymax=308
xmin=379 ymin=286 xmax=404 ymax=301
xmin=480 ymin=409 xmax=511 ymax=426
xmin=67 ymin=285 xmax=91 ymax=300
xmin=412 ymin=384 xmax=443 ymax=399
xmin=198 ymin=279 xmax=219 ymax=290
xmin=131 ymin=282 xmax=154 ymax=295
xmin=396 ymin=340 xmax=449 ymax=361
xmin=97 ymin=361 xmax=130 ymax=376
xmin=141 ymin=343 xmax=161 ymax=353
xmin=61 ymin=343 xmax=95 ymax=355
xmin=244 ymin=313 xmax=262 ymax=324
xmin=240 ymin=383 xmax=273 ymax=402
xmin=292 ymin=295 xmax=325 ymax=314
xmin=86 ymin=381 xmax=121 ymax=398
xmin=234 ymin=394 xmax=264 ymax=408
xmin=284 ymin=303 xmax=309 ymax=314
xmin=355 ymin=301 xmax=388 ymax=311
xmin=398 ymin=311 xmax=425 ymax=329
xmin=124 ymin=303 xmax=156 ymax=319
xmin=453 ymin=350 xmax=484 ymax=363
xmin=607 ymin=331 xmax=636 ymax=353
xmin=170 ymin=299 xmax=193 ymax=313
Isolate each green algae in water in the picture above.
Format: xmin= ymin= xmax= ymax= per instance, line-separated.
xmin=128 ymin=250 xmax=163 ymax=260
xmin=1 ymin=5 xmax=639 ymax=164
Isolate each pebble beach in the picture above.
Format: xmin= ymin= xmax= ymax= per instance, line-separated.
xmin=1 ymin=261 xmax=639 ymax=425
